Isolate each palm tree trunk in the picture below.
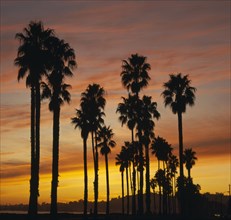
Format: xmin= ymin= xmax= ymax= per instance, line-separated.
xmin=91 ymin=131 xmax=97 ymax=216
xmin=28 ymin=86 xmax=37 ymax=216
xmin=83 ymin=137 xmax=88 ymax=216
xmin=50 ymin=103 xmax=60 ymax=217
xmin=91 ymin=132 xmax=96 ymax=165
xmin=129 ymin=163 xmax=132 ymax=193
xmin=137 ymin=170 xmax=140 ymax=192
xmin=105 ymin=154 xmax=110 ymax=215
xmin=177 ymin=111 xmax=184 ymax=214
xmin=163 ymin=162 xmax=167 ymax=215
xmin=188 ymin=169 xmax=191 ymax=179
xmin=174 ymin=175 xmax=177 ymax=214
xmin=94 ymin=132 xmax=99 ymax=216
xmin=132 ymin=162 xmax=136 ymax=215
xmin=138 ymin=140 xmax=144 ymax=214
xmin=121 ymin=171 xmax=125 ymax=215
xmin=126 ymin=166 xmax=129 ymax=214
xmin=171 ymin=178 xmax=174 ymax=215
xmin=131 ymin=128 xmax=136 ymax=215
xmin=158 ymin=160 xmax=161 ymax=215
xmin=145 ymin=144 xmax=151 ymax=214
xmin=35 ymin=82 xmax=40 ymax=214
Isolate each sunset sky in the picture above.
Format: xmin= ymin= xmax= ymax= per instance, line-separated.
xmin=0 ymin=1 xmax=230 ymax=205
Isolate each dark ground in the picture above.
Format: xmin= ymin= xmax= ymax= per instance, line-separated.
xmin=0 ymin=213 xmax=230 ymax=220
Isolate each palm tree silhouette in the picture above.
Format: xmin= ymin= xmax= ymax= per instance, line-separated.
xmin=97 ymin=126 xmax=116 ymax=215
xmin=162 ymin=73 xmax=196 ymax=214
xmin=14 ymin=21 xmax=54 ymax=215
xmin=151 ymin=136 xmax=172 ymax=214
xmin=121 ymin=142 xmax=131 ymax=214
xmin=183 ymin=148 xmax=197 ymax=180
xmin=154 ymin=169 xmax=165 ymax=214
xmin=121 ymin=53 xmax=151 ymax=215
xmin=139 ymin=96 xmax=160 ymax=214
xmin=116 ymin=94 xmax=137 ymax=214
xmin=41 ymin=36 xmax=76 ymax=217
xmin=80 ymin=84 xmax=106 ymax=215
xmin=121 ymin=53 xmax=151 ymax=96
xmin=115 ymin=150 xmax=126 ymax=215
xmin=167 ymin=154 xmax=179 ymax=214
xmin=71 ymin=109 xmax=90 ymax=216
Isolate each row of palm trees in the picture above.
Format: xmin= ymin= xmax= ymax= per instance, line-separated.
xmin=116 ymin=132 xmax=197 ymax=215
xmin=114 ymin=54 xmax=197 ymax=215
xmin=15 ymin=21 xmax=76 ymax=218
xmin=15 ymin=21 xmax=197 ymax=217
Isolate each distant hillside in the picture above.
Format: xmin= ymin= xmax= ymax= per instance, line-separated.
xmin=0 ymin=193 xmax=230 ymax=216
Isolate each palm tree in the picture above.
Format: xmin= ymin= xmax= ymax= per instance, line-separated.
xmin=121 ymin=142 xmax=131 ymax=214
xmin=71 ymin=109 xmax=90 ymax=216
xmin=116 ymin=94 xmax=137 ymax=214
xmin=139 ymin=96 xmax=160 ymax=214
xmin=115 ymin=150 xmax=126 ymax=215
xmin=120 ymin=54 xmax=151 ymax=214
xmin=183 ymin=148 xmax=197 ymax=179
xmin=154 ymin=169 xmax=165 ymax=214
xmin=41 ymin=37 xmax=76 ymax=217
xmin=167 ymin=154 xmax=179 ymax=214
xmin=97 ymin=126 xmax=116 ymax=215
xmin=121 ymin=53 xmax=151 ymax=96
xmin=151 ymin=136 xmax=172 ymax=214
xmin=14 ymin=21 xmax=54 ymax=215
xmin=80 ymin=84 xmax=106 ymax=215
xmin=162 ymin=73 xmax=196 ymax=213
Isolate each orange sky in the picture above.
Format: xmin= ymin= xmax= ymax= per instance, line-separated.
xmin=0 ymin=1 xmax=230 ymax=204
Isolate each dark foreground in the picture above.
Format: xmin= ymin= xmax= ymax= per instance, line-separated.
xmin=0 ymin=213 xmax=230 ymax=220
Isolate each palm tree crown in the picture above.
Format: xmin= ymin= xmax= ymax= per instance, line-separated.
xmin=71 ymin=109 xmax=90 ymax=140
xmin=183 ymin=148 xmax=197 ymax=179
xmin=97 ymin=126 xmax=116 ymax=155
xmin=151 ymin=136 xmax=172 ymax=164
xmin=121 ymin=53 xmax=151 ymax=95
xmin=80 ymin=83 xmax=106 ymax=131
xmin=41 ymin=37 xmax=76 ymax=110
xmin=15 ymin=21 xmax=54 ymax=85
xmin=116 ymin=94 xmax=137 ymax=131
xmin=162 ymin=73 xmax=196 ymax=114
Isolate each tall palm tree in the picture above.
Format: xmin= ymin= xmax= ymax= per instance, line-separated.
xmin=80 ymin=84 xmax=106 ymax=215
xmin=14 ymin=21 xmax=54 ymax=215
xmin=71 ymin=109 xmax=90 ymax=216
xmin=97 ymin=126 xmax=116 ymax=215
xmin=139 ymin=96 xmax=160 ymax=214
xmin=183 ymin=148 xmax=197 ymax=179
xmin=115 ymin=150 xmax=126 ymax=215
xmin=120 ymin=54 xmax=152 ymax=214
xmin=116 ymin=94 xmax=137 ymax=214
xmin=41 ymin=37 xmax=76 ymax=217
xmin=162 ymin=73 xmax=196 ymax=213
